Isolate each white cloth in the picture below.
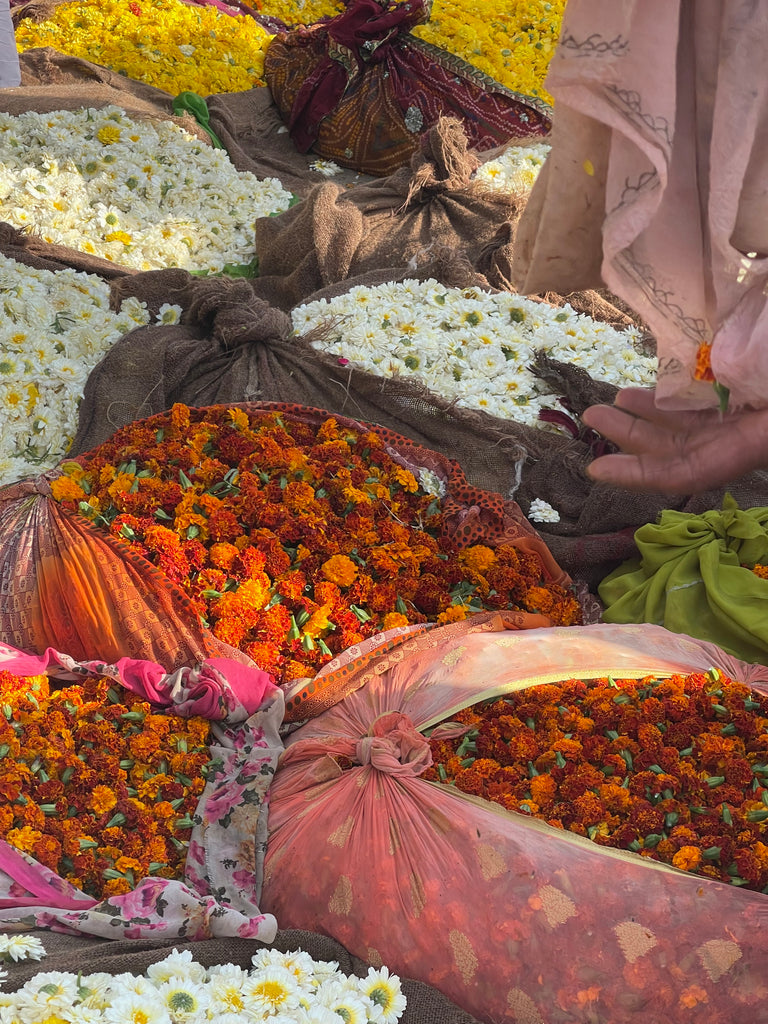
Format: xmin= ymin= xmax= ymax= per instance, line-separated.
xmin=0 ymin=0 xmax=20 ymax=89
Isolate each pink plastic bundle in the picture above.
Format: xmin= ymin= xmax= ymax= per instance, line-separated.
xmin=261 ymin=615 xmax=768 ymax=1023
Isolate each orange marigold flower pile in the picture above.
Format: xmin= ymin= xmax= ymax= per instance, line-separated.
xmin=51 ymin=405 xmax=580 ymax=683
xmin=425 ymin=669 xmax=768 ymax=892
xmin=0 ymin=668 xmax=212 ymax=899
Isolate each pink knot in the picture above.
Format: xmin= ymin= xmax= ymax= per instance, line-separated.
xmin=355 ymin=711 xmax=432 ymax=777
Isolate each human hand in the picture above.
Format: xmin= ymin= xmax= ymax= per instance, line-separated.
xmin=582 ymin=388 xmax=768 ymax=494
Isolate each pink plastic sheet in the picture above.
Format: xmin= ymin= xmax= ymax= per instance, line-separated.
xmin=262 ymin=621 xmax=768 ymax=1023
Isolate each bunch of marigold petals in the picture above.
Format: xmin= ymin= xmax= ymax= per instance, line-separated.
xmin=0 ymin=668 xmax=213 ymax=899
xmin=426 ymin=669 xmax=768 ymax=892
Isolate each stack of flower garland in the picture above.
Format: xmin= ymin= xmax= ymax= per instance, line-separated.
xmin=0 ymin=255 xmax=155 ymax=487
xmin=0 ymin=106 xmax=292 ymax=272
xmin=15 ymin=0 xmax=564 ymax=103
xmin=50 ymin=404 xmax=581 ymax=684
xmin=425 ymin=670 xmax=768 ymax=892
xmin=0 ymin=947 xmax=407 ymax=1023
xmin=0 ymin=667 xmax=213 ymax=899
xmin=15 ymin=0 xmax=274 ymax=95
xmin=292 ymin=280 xmax=656 ymax=428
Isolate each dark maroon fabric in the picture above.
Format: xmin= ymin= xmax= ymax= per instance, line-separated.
xmin=287 ymin=0 xmax=430 ymax=151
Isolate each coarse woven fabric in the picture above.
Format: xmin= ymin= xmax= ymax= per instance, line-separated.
xmin=249 ymin=116 xmax=527 ymax=311
xmin=0 ymin=930 xmax=482 ymax=1023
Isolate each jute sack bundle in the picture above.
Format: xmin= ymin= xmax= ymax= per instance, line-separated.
xmin=250 ymin=116 xmax=527 ymax=310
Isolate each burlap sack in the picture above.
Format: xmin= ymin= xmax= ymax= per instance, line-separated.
xmin=249 ymin=116 xmax=526 ymax=310
xmin=1 ymin=930 xmax=482 ymax=1023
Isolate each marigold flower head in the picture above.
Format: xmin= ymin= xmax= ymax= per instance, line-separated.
xmin=321 ymin=554 xmax=358 ymax=588
xmin=459 ymin=544 xmax=496 ymax=574
xmin=381 ymin=612 xmax=410 ymax=630
xmin=89 ymin=785 xmax=118 ymax=815
xmin=437 ymin=604 xmax=470 ymax=625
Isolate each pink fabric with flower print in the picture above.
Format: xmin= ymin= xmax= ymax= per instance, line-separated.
xmin=0 ymin=650 xmax=283 ymax=943
xmin=0 ymin=643 xmax=277 ymax=722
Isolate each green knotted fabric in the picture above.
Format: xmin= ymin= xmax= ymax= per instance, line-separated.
xmin=172 ymin=91 xmax=224 ymax=149
xmin=599 ymin=495 xmax=768 ymax=663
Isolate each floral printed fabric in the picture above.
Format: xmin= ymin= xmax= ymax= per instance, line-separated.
xmin=0 ymin=649 xmax=283 ymax=942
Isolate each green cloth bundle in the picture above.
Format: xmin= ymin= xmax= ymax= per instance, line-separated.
xmin=599 ymin=495 xmax=768 ymax=663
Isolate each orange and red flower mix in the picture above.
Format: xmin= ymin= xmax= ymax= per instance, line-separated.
xmin=425 ymin=670 xmax=768 ymax=892
xmin=0 ymin=668 xmax=212 ymax=899
xmin=51 ymin=405 xmax=580 ymax=684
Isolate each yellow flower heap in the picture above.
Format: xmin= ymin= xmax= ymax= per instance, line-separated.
xmin=15 ymin=0 xmax=274 ymax=95
xmin=16 ymin=0 xmax=564 ymax=103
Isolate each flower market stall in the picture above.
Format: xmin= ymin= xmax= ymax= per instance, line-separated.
xmin=1 ymin=1 xmax=768 ymax=1021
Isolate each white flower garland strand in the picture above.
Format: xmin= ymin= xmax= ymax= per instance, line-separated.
xmin=473 ymin=141 xmax=551 ymax=194
xmin=0 ymin=947 xmax=407 ymax=1024
xmin=0 ymin=253 xmax=152 ymax=486
xmin=292 ymin=279 xmax=656 ymax=428
xmin=0 ymin=106 xmax=293 ymax=272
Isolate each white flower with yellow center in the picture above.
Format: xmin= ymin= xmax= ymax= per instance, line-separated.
xmin=0 ymin=935 xmax=46 ymax=963
xmin=16 ymin=972 xmax=80 ymax=1014
xmin=241 ymin=966 xmax=301 ymax=1016
xmin=251 ymin=948 xmax=316 ymax=990
xmin=147 ymin=950 xmax=208 ymax=987
xmin=103 ymin=990 xmax=172 ymax=1024
xmin=315 ymin=979 xmax=369 ymax=1024
xmin=358 ymin=966 xmax=407 ymax=1024
xmin=528 ymin=498 xmax=561 ymax=524
xmin=157 ymin=303 xmax=184 ymax=326
xmin=473 ymin=141 xmax=551 ymax=194
xmin=206 ymin=970 xmax=247 ymax=1017
xmin=156 ymin=979 xmax=210 ymax=1022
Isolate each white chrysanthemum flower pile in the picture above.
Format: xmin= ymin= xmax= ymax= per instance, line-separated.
xmin=293 ymin=279 xmax=656 ymax=428
xmin=473 ymin=141 xmax=551 ymax=193
xmin=0 ymin=106 xmax=293 ymax=272
xmin=309 ymin=158 xmax=343 ymax=177
xmin=0 ymin=253 xmax=152 ymax=485
xmin=0 ymin=947 xmax=407 ymax=1024
xmin=528 ymin=498 xmax=561 ymax=524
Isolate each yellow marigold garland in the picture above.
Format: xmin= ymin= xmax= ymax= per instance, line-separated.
xmin=15 ymin=0 xmax=274 ymax=94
